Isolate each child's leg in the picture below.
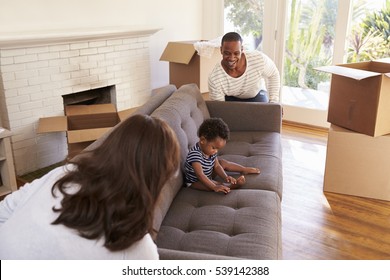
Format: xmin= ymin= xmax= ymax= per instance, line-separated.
xmin=219 ymin=158 xmax=260 ymax=174
xmin=219 ymin=158 xmax=242 ymax=171
xmin=190 ymin=181 xmax=213 ymax=191
xmin=229 ymin=175 xmax=246 ymax=189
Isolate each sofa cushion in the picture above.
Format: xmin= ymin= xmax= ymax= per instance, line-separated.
xmin=156 ymin=188 xmax=282 ymax=260
xmin=218 ymin=131 xmax=283 ymax=198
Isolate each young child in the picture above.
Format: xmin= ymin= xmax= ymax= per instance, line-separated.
xmin=184 ymin=117 xmax=260 ymax=194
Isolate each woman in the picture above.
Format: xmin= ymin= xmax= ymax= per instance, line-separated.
xmin=0 ymin=114 xmax=180 ymax=259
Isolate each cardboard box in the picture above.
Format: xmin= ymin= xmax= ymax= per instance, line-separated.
xmin=38 ymin=104 xmax=134 ymax=158
xmin=160 ymin=41 xmax=220 ymax=93
xmin=317 ymin=61 xmax=390 ymax=137
xmin=323 ymin=124 xmax=390 ymax=201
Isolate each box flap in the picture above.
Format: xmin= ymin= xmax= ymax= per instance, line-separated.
xmin=67 ymin=127 xmax=111 ymax=143
xmin=160 ymin=42 xmax=196 ymax=64
xmin=37 ymin=116 xmax=67 ymax=133
xmin=315 ymin=65 xmax=381 ymax=80
xmin=65 ymin=104 xmax=116 ymax=116
xmin=118 ymin=107 xmax=139 ymax=121
xmin=366 ymin=61 xmax=390 ymax=74
xmin=67 ymin=112 xmax=119 ymax=130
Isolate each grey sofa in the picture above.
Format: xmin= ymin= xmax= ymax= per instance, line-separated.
xmin=84 ymin=83 xmax=283 ymax=259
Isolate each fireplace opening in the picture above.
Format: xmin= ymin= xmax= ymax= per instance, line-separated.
xmin=62 ymin=85 xmax=116 ymax=107
xmin=60 ymin=85 xmax=118 ymax=159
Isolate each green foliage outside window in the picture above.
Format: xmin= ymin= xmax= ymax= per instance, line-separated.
xmin=348 ymin=0 xmax=390 ymax=62
xmin=224 ymin=0 xmax=264 ymax=48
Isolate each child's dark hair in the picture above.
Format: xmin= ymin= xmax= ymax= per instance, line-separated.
xmin=198 ymin=118 xmax=229 ymax=141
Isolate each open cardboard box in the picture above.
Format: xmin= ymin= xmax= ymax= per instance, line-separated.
xmin=38 ymin=104 xmax=136 ymax=158
xmin=160 ymin=40 xmax=220 ymax=93
xmin=324 ymin=124 xmax=390 ymax=201
xmin=316 ymin=60 xmax=390 ymax=137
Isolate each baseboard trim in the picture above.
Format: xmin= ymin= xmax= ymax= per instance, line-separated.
xmin=282 ymin=120 xmax=329 ymax=134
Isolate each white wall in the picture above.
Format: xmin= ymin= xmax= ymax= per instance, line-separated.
xmin=201 ymin=0 xmax=224 ymax=40
xmin=0 ymin=0 xmax=225 ymax=90
xmin=0 ymin=1 xmax=165 ymax=33
xmin=149 ymin=0 xmax=224 ymax=88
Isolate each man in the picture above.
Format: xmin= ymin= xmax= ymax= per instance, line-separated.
xmin=208 ymin=32 xmax=281 ymax=103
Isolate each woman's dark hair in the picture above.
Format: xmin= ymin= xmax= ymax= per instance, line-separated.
xmin=221 ymin=32 xmax=243 ymax=45
xmin=51 ymin=114 xmax=180 ymax=251
xmin=198 ymin=117 xmax=230 ymax=141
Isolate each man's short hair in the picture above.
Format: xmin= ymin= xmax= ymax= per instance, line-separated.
xmin=221 ymin=32 xmax=243 ymax=45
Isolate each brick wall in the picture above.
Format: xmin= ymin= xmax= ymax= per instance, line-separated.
xmin=0 ymin=29 xmax=157 ymax=175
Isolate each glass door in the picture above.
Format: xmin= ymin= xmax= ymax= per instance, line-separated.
xmin=281 ymin=0 xmax=338 ymax=127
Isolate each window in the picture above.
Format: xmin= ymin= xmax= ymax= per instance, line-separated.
xmin=223 ymin=0 xmax=390 ymax=127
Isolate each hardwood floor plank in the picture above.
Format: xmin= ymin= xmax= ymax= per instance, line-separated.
xmin=281 ymin=124 xmax=390 ymax=260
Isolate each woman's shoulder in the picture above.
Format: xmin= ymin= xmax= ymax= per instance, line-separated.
xmin=2 ymin=164 xmax=71 ymax=207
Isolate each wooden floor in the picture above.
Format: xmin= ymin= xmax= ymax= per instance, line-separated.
xmin=281 ymin=124 xmax=390 ymax=259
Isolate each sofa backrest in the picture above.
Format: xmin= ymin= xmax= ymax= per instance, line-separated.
xmin=150 ymin=84 xmax=210 ymax=234
xmin=151 ymin=83 xmax=210 ymax=168
xmin=135 ymin=84 xmax=177 ymax=115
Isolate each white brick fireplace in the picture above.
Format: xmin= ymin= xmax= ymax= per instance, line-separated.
xmin=0 ymin=27 xmax=160 ymax=175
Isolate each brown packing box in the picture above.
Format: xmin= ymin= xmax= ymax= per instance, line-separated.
xmin=323 ymin=124 xmax=390 ymax=201
xmin=316 ymin=61 xmax=390 ymax=137
xmin=38 ymin=104 xmax=135 ymax=158
xmin=160 ymin=41 xmax=220 ymax=93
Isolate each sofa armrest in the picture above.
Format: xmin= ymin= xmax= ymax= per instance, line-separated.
xmin=158 ymin=248 xmax=242 ymax=260
xmin=206 ymin=101 xmax=282 ymax=133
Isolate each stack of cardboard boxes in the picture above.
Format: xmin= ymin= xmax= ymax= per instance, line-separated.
xmin=318 ymin=60 xmax=390 ymax=201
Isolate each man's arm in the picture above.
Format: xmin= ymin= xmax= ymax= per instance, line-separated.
xmin=208 ymin=69 xmax=225 ymax=101
xmin=261 ymin=52 xmax=281 ymax=103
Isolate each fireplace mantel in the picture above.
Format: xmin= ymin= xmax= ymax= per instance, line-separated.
xmin=0 ymin=26 xmax=161 ymax=48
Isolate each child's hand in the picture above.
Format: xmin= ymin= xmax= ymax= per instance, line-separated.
xmin=225 ymin=176 xmax=236 ymax=184
xmin=214 ymin=184 xmax=231 ymax=194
